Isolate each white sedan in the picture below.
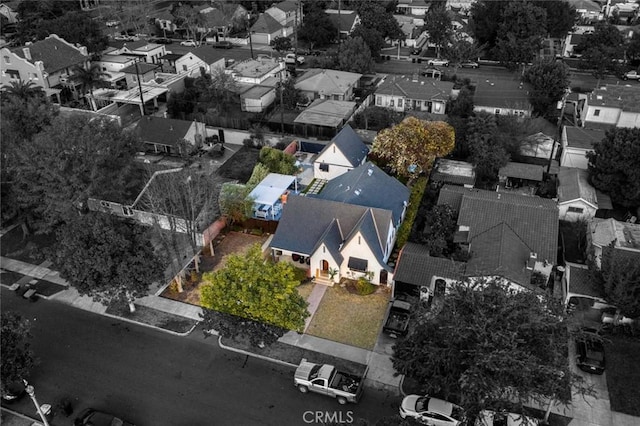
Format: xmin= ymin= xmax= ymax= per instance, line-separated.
xmin=427 ymin=58 xmax=450 ymax=67
xmin=180 ymin=40 xmax=197 ymax=47
xmin=400 ymin=395 xmax=465 ymax=426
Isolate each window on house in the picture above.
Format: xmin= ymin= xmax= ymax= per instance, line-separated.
xmin=133 ymin=75 xmax=137 ymax=82
xmin=398 ymin=99 xmax=403 ymax=107
xmin=348 ymin=257 xmax=368 ymax=272
xmin=358 ymin=236 xmax=361 ymax=244
xmin=100 ymin=201 xmax=111 ymax=208
xmin=182 ymin=65 xmax=187 ymax=71
xmin=122 ymin=206 xmax=134 ymax=216
xmin=416 ymin=101 xmax=421 ymax=107
xmin=103 ymin=67 xmax=107 ymax=71
xmin=434 ymin=103 xmax=441 ymax=112
xmin=3 ymin=56 xmax=9 ymax=64
xmin=319 ymin=163 xmax=329 ymax=172
xmin=568 ymin=207 xmax=584 ymax=214
xmin=390 ymin=99 xmax=394 ymax=107
xmin=594 ymin=109 xmax=600 ymax=116
xmin=495 ymin=108 xmax=501 ymax=114
xmin=376 ymin=96 xmax=382 ymax=106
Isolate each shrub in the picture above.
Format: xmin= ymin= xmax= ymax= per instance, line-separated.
xmin=396 ymin=177 xmax=428 ymax=249
xmin=355 ymin=277 xmax=376 ymax=295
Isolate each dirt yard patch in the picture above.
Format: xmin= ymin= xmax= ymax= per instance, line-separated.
xmin=215 ymin=146 xmax=260 ymax=184
xmin=305 ymin=283 xmax=390 ymax=350
xmin=161 ymin=232 xmax=268 ymax=306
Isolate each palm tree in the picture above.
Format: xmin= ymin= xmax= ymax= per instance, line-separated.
xmin=1 ymin=80 xmax=45 ymax=100
xmin=69 ymin=63 xmax=108 ymax=98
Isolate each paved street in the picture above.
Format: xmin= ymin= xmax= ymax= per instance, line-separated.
xmin=1 ymin=288 xmax=398 ymax=426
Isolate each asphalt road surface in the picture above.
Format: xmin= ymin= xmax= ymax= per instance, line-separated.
xmin=1 ymin=288 xmax=399 ymax=426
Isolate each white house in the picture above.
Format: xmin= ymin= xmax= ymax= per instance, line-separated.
xmin=581 ymin=85 xmax=640 ymax=129
xmin=560 ymin=126 xmax=605 ymax=170
xmin=375 ymin=75 xmax=453 ymax=114
xmin=174 ymin=46 xmax=226 ymax=77
xmin=239 ymin=84 xmax=276 ymax=112
xmin=395 ymin=0 xmax=430 ymax=15
xmin=295 ymin=68 xmax=362 ymax=102
xmin=313 ymin=124 xmax=369 ymax=181
xmin=117 ymin=40 xmax=167 ymax=65
xmin=557 ymin=168 xmax=612 ymax=221
xmin=226 ymin=57 xmax=285 ymax=85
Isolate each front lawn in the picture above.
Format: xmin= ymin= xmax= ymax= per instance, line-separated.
xmin=605 ymin=335 xmax=640 ymax=416
xmin=305 ymin=284 xmax=389 ymax=350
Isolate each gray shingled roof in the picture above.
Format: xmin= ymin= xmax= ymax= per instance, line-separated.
xmin=12 ymin=35 xmax=88 ymax=73
xmin=134 ymin=116 xmax=193 ymax=147
xmin=557 ymin=168 xmax=598 ymax=207
xmin=436 ymin=184 xmax=468 ymax=213
xmin=251 ymin=12 xmax=283 ymax=33
xmin=564 ymin=127 xmax=606 ymax=150
xmin=309 ymin=161 xmax=409 ymax=225
xmin=317 ymin=124 xmax=368 ymax=166
xmin=394 ymin=242 xmax=465 ymax=286
xmin=498 ymin=162 xmax=544 ymax=181
xmin=567 ymin=264 xmax=603 ymax=299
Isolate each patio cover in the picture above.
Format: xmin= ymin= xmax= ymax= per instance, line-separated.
xmin=247 ymin=173 xmax=296 ymax=206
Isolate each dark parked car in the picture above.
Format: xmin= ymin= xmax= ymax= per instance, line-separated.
xmin=575 ymin=329 xmax=605 ymax=375
xmin=1 ymin=380 xmax=26 ymax=403
xmin=74 ymin=408 xmax=135 ymax=426
xmin=383 ymin=296 xmax=412 ymax=338
xmin=211 ymin=40 xmax=233 ymax=49
xmin=150 ymin=37 xmax=172 ymax=44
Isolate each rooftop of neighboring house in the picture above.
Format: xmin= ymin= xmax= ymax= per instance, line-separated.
xmin=430 ymin=159 xmax=476 ymax=186
xmin=239 ymin=84 xmax=274 ymax=99
xmin=564 ymin=126 xmax=606 ymax=149
xmin=376 ymin=75 xmax=454 ymax=101
xmin=251 ymin=12 xmax=283 ymax=33
xmin=120 ymin=62 xmax=160 ymax=74
xmin=270 ymin=194 xmax=393 ymax=267
xmin=324 ymin=9 xmax=359 ymax=32
xmin=120 ymin=40 xmax=152 ymax=51
xmin=309 ymin=161 xmax=410 ymax=225
xmin=98 ymin=54 xmax=137 ymax=64
xmin=10 ymin=34 xmax=88 ymax=73
xmin=566 ymin=263 xmax=604 ymax=300
xmin=133 ymin=116 xmax=194 ymax=147
xmin=588 ymin=85 xmax=640 ymax=113
xmin=590 ymin=217 xmax=640 ymax=250
xmin=394 ymin=242 xmax=466 ymax=286
xmin=568 ymin=0 xmax=603 ymax=13
xmin=293 ymin=99 xmax=356 ymax=127
xmin=317 ymin=124 xmax=369 ymax=165
xmin=499 ymin=162 xmax=544 ymax=182
xmin=271 ymin=0 xmax=298 ymax=13
xmin=519 ymin=131 xmax=556 ymax=159
xmin=557 ymin=167 xmax=598 ymax=206
xmin=473 ymin=77 xmax=532 ymax=111
xmin=396 ymin=0 xmax=430 ymax=8
xmin=295 ymin=68 xmax=362 ymax=95
xmin=183 ymin=46 xmax=226 ymax=64
xmin=150 ymin=8 xmax=174 ymax=21
xmin=229 ymin=57 xmax=281 ymax=78
xmin=437 ymin=184 xmax=559 ymax=263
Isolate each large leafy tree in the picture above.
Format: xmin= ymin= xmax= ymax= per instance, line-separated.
xmin=337 ymin=36 xmax=374 ymax=74
xmin=70 ymin=63 xmax=109 ymax=109
xmin=575 ymin=22 xmax=626 ymax=82
xmin=218 ymin=182 xmax=253 ymax=224
xmin=10 ymin=115 xmax=142 ymax=233
xmin=270 ymin=36 xmax=292 ymax=55
xmin=1 ymin=312 xmax=37 ymax=395
xmin=537 ymin=0 xmax=577 ymax=39
xmin=590 ymin=246 xmax=640 ymax=319
xmin=298 ymin=4 xmax=337 ymax=48
xmin=200 ymin=244 xmax=309 ymax=345
xmin=417 ymin=204 xmax=458 ymax=258
xmin=423 ymin=3 xmax=452 ymax=59
xmin=441 ymin=35 xmax=483 ymax=73
xmin=277 ymin=76 xmax=306 ymax=110
xmin=44 ymin=11 xmax=108 ymax=53
xmin=173 ymin=4 xmax=206 ymax=43
xmin=466 ymin=112 xmax=509 ymax=188
xmin=55 ymin=212 xmax=164 ymax=313
xmin=393 ymin=280 xmax=590 ymax=418
xmin=587 ymin=127 xmax=640 ymax=208
xmin=372 ymin=117 xmax=455 ymax=178
xmin=469 ymin=0 xmax=509 ymax=54
xmin=524 ymin=60 xmax=570 ymax=117
xmin=493 ymin=1 xmax=547 ymax=69
xmin=13 ymin=0 xmax=80 ymax=44
xmin=350 ymin=1 xmax=404 ymax=58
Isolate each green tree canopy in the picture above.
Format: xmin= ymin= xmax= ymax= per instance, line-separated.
xmin=298 ymin=5 xmax=337 ymax=48
xmin=423 ymin=4 xmax=452 ymax=58
xmin=575 ymin=22 xmax=626 ymax=81
xmin=259 ymin=146 xmax=298 ymax=175
xmin=590 ymin=246 xmax=640 ymax=319
xmin=466 ymin=112 xmax=509 ymax=189
xmin=587 ymin=127 xmax=640 ymax=208
xmin=1 ymin=312 xmax=36 ymax=395
xmin=55 ymin=212 xmax=164 ymax=313
xmin=392 ymin=279 xmax=590 ymax=417
xmin=200 ymin=244 xmax=309 ymax=335
xmin=372 ymin=117 xmax=455 ymax=178
xmin=493 ymin=2 xmax=547 ymax=69
xmin=219 ymin=182 xmax=253 ymax=224
xmin=270 ymin=36 xmax=292 ymax=54
xmin=524 ymin=60 xmax=570 ymax=117
xmin=337 ymin=36 xmax=374 ymax=74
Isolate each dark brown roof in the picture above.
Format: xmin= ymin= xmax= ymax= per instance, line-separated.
xmin=134 ymin=116 xmax=194 ymax=147
xmin=394 ymin=242 xmax=465 ymax=286
xmin=12 ymin=35 xmax=88 ymax=73
xmin=473 ymin=77 xmax=532 ymax=111
xmin=376 ymin=77 xmax=454 ymax=102
xmin=121 ymin=62 xmax=160 ymax=74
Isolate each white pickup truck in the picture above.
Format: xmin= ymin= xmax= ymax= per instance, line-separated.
xmin=294 ymin=359 xmax=364 ymax=404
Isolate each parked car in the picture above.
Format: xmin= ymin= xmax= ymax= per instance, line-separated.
xmin=383 ymin=296 xmax=412 ymax=338
xmin=575 ymin=328 xmax=605 ymax=375
xmin=211 ymin=40 xmax=234 ymax=49
xmin=114 ymin=35 xmax=136 ymax=42
xmin=476 ymin=410 xmax=540 ymax=426
xmin=285 ymin=53 xmax=305 ymax=65
xmin=427 ymin=58 xmax=449 ymax=67
xmin=623 ymin=70 xmax=640 ymax=80
xmin=74 ymin=408 xmax=135 ymax=426
xmin=294 ymin=359 xmax=364 ymax=405
xmin=460 ymin=61 xmax=479 ymax=68
xmin=150 ymin=37 xmax=172 ymax=44
xmin=105 ymin=20 xmax=120 ymax=27
xmin=400 ymin=395 xmax=465 ymax=426
xmin=1 ymin=380 xmax=25 ymax=403
xmin=180 ymin=39 xmax=197 ymax=47
xmin=421 ymin=66 xmax=443 ymax=77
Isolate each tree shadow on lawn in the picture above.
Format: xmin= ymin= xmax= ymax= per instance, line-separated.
xmin=0 ymin=225 xmax=58 ymax=266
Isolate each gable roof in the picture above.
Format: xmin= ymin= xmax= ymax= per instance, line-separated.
xmin=564 ymin=126 xmax=606 ymax=150
xmin=317 ymin=124 xmax=368 ymax=166
xmin=430 ymin=159 xmax=476 ymax=186
xmin=325 ymin=9 xmax=359 ymax=33
xmin=11 ymin=34 xmax=88 ymax=73
xmin=134 ymin=116 xmax=194 ymax=147
xmin=185 ymin=46 xmax=225 ymax=65
xmin=557 ymin=168 xmax=598 ymax=207
xmin=394 ymin=242 xmax=465 ymax=286
xmin=310 ymin=161 xmax=409 ymax=225
xmin=251 ymin=12 xmax=283 ymax=33
xmin=473 ymin=77 xmax=532 ymax=111
xmin=121 ymin=40 xmax=149 ymax=51
xmin=294 ymin=99 xmax=356 ymax=127
xmin=568 ymin=0 xmax=602 ymax=13
xmin=295 ymin=68 xmax=362 ymax=96
xmin=589 ymin=218 xmax=640 ymax=250
xmin=270 ymin=195 xmax=392 ymax=266
xmin=120 ymin=62 xmax=159 ymax=74
xmin=589 ymin=85 xmax=640 ymax=113
xmin=272 ymin=0 xmax=298 ymax=13
xmin=498 ymin=162 xmax=544 ymax=181
xmin=376 ymin=76 xmax=454 ymax=101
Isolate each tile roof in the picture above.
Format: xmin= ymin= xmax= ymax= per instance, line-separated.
xmin=473 ymin=77 xmax=532 ymax=111
xmin=567 ymin=264 xmax=604 ymax=299
xmin=557 ymin=168 xmax=598 ymax=207
xmin=564 ymin=126 xmax=606 ymax=150
xmin=589 ymin=84 xmax=640 ymax=113
xmin=310 ymin=161 xmax=410 ymax=225
xmin=436 ymin=184 xmax=467 ymax=213
xmin=319 ymin=124 xmax=369 ymax=166
xmin=294 ymin=99 xmax=356 ymax=127
xmin=394 ymin=242 xmax=465 ymax=286
xmin=376 ymin=76 xmax=454 ymax=102
xmin=272 ymin=0 xmax=298 ymax=13
xmin=251 ymin=12 xmax=283 ymax=34
xmin=133 ymin=116 xmax=194 ymax=147
xmin=11 ymin=34 xmax=87 ymax=73
xmin=499 ymin=162 xmax=544 ymax=181
xmin=121 ymin=40 xmax=150 ymax=51
xmin=430 ymin=159 xmax=476 ymax=186
xmin=295 ymin=68 xmax=362 ymax=97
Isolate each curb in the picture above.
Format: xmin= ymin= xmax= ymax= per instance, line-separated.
xmin=1 ymin=405 xmax=43 ymax=425
xmin=217 ymin=336 xmax=298 ymax=368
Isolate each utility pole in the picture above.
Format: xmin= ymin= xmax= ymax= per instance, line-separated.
xmin=293 ymin=0 xmax=300 ymax=55
xmin=279 ymin=70 xmax=284 ymax=134
xmin=135 ymin=59 xmax=146 ymax=116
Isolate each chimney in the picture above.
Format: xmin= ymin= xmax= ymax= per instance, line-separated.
xmin=526 ymin=252 xmax=537 ymax=270
xmin=22 ymin=47 xmax=31 ymax=61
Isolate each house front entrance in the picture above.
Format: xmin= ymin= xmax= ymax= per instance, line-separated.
xmin=315 ymin=259 xmax=333 ymax=286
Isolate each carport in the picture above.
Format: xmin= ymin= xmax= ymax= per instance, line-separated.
xmin=246 ymin=173 xmax=298 ymax=220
